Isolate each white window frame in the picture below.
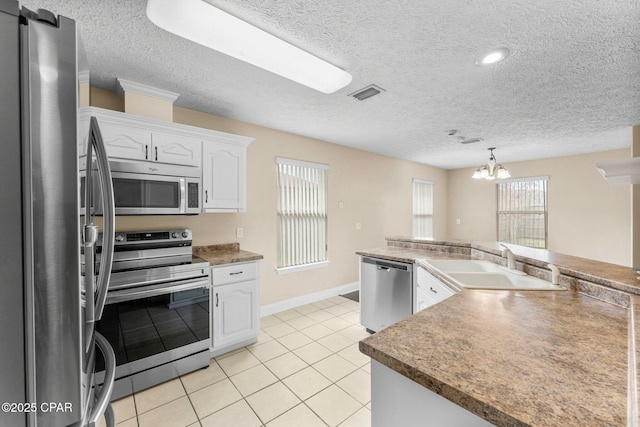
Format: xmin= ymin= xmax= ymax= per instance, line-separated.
xmin=496 ymin=176 xmax=549 ymax=249
xmin=412 ymin=179 xmax=434 ymax=238
xmin=276 ymin=157 xmax=329 ymax=274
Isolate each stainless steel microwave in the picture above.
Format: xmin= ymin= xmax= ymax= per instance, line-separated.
xmin=81 ymin=159 xmax=201 ymax=215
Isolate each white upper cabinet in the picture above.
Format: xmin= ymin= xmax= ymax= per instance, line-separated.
xmin=79 ymin=107 xmax=201 ymax=166
xmin=97 ymin=123 xmax=150 ymax=161
xmin=152 ymin=131 xmax=201 ymax=166
xmin=79 ymin=107 xmax=254 ymax=212
xmin=202 ymin=142 xmax=246 ymax=211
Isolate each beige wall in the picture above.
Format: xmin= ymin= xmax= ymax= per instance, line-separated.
xmin=447 ymin=149 xmax=632 ymax=266
xmin=90 ymin=89 xmax=449 ymax=305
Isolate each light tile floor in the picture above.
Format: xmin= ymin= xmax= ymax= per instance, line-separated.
xmin=102 ymin=295 xmax=371 ymax=427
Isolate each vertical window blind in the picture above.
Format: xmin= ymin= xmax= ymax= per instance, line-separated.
xmin=276 ymin=157 xmax=328 ymax=269
xmin=497 ymin=176 xmax=548 ymax=248
xmin=413 ymin=179 xmax=434 ymax=238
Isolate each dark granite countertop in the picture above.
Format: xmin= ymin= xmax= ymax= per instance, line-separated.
xmin=360 ymin=290 xmax=628 ymax=426
xmin=357 ymin=237 xmax=638 ymax=426
xmin=193 ymin=243 xmax=263 ymax=266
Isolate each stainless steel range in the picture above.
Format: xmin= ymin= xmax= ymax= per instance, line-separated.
xmin=93 ymin=229 xmax=211 ymax=400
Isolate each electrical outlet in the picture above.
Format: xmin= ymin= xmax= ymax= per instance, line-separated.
xmin=456 ymin=218 xmax=461 ymax=225
xmin=236 ymin=227 xmax=243 ymax=238
xmin=339 ymin=201 xmax=344 ymax=209
xmin=355 ymin=222 xmax=361 ymax=230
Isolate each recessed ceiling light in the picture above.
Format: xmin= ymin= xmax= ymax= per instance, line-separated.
xmin=146 ymin=0 xmax=352 ymax=93
xmin=476 ymin=48 xmax=510 ymax=66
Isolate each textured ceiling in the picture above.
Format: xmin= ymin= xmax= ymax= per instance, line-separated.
xmin=22 ymin=0 xmax=640 ymax=169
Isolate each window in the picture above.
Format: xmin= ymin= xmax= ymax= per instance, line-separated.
xmin=276 ymin=157 xmax=328 ymax=272
xmin=413 ymin=179 xmax=434 ymax=238
xmin=497 ymin=176 xmax=548 ymax=248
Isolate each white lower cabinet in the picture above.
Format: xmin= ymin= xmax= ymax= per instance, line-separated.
xmin=371 ymin=360 xmax=493 ymax=426
xmin=210 ymin=261 xmax=260 ymax=356
xmin=414 ymin=266 xmax=456 ymax=312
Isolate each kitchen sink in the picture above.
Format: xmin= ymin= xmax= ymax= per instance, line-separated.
xmin=421 ymin=259 xmax=500 ymax=273
xmin=446 ymin=272 xmax=563 ymax=290
xmin=421 ymin=259 xmax=564 ymax=291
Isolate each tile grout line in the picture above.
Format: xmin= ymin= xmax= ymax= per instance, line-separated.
xmin=122 ymin=297 xmax=369 ymax=427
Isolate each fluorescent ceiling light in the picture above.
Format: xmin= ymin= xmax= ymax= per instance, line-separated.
xmin=146 ymin=0 xmax=352 ymax=94
xmin=476 ymin=48 xmax=510 ymax=66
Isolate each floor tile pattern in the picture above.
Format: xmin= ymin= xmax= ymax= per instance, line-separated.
xmin=101 ymin=296 xmax=371 ymax=427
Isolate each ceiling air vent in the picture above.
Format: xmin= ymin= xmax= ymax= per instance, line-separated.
xmin=349 ymin=84 xmax=385 ymax=101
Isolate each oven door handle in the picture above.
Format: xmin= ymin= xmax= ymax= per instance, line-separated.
xmin=105 ymin=278 xmax=210 ymax=305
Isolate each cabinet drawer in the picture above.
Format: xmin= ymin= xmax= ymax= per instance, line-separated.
xmin=212 ymin=262 xmax=257 ymax=286
xmin=417 ymin=268 xmax=455 ymax=304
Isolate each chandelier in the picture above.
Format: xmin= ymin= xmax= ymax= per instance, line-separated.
xmin=471 ymin=148 xmax=510 ymax=180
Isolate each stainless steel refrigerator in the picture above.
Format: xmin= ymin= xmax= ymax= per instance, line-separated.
xmin=0 ymin=1 xmax=117 ymax=426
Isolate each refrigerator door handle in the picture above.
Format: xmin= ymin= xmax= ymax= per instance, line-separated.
xmin=87 ymin=332 xmax=116 ymax=427
xmin=90 ymin=117 xmax=115 ymax=321
xmin=83 ymin=129 xmax=97 ymax=326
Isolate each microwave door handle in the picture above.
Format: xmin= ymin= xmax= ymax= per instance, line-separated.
xmin=180 ymin=178 xmax=187 ymax=213
xmin=90 ymin=117 xmax=115 ymax=321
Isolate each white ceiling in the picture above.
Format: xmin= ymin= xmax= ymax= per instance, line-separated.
xmin=23 ymin=0 xmax=640 ymax=169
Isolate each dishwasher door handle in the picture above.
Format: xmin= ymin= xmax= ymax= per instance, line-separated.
xmin=377 ymin=265 xmax=391 ymax=271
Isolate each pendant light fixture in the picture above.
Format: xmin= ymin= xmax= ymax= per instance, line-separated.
xmin=146 ymin=0 xmax=352 ymax=94
xmin=472 ymin=148 xmax=511 ymax=180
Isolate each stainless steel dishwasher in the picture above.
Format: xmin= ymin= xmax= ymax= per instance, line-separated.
xmin=360 ymin=256 xmax=413 ymax=333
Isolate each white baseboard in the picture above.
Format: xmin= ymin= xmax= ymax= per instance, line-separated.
xmin=260 ymin=282 xmax=359 ymax=317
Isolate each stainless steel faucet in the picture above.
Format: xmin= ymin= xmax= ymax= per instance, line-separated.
xmin=548 ymin=263 xmax=560 ymax=285
xmin=500 ymin=243 xmax=516 ymax=269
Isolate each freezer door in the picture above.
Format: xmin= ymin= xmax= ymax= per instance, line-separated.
xmin=22 ymin=12 xmax=85 ymax=427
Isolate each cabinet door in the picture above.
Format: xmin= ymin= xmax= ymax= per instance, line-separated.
xmin=212 ymin=280 xmax=258 ymax=350
xmin=152 ymin=132 xmax=201 ymax=166
xmin=416 ymin=286 xmax=435 ymax=312
xmin=202 ymin=142 xmax=246 ymax=210
xmin=415 ymin=267 xmax=455 ymax=312
xmin=100 ymin=122 xmax=151 ymax=160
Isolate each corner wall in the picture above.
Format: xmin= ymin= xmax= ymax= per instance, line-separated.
xmin=90 ymin=88 xmax=448 ymax=305
xmin=446 ymin=149 xmax=632 ymax=266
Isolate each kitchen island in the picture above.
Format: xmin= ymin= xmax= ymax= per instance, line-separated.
xmin=358 ymin=237 xmax=639 ymax=426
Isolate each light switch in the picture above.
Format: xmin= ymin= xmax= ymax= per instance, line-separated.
xmin=236 ymin=227 xmax=244 ymax=238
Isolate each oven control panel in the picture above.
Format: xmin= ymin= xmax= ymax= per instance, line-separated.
xmin=102 ymin=229 xmax=192 ymax=247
